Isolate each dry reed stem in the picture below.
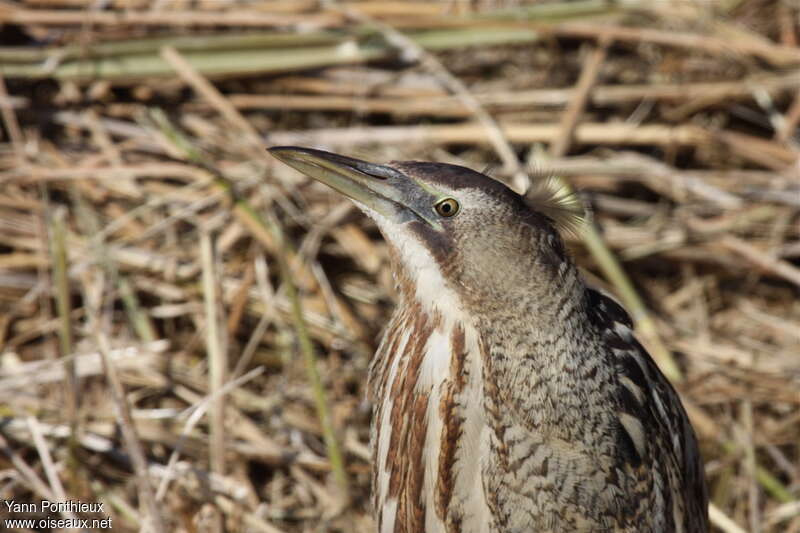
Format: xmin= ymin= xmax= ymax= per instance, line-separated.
xmin=0 ymin=8 xmax=342 ymax=28
xmin=49 ymin=208 xmax=78 ymax=406
xmin=26 ymin=416 xmax=68 ymax=506
xmin=0 ymin=341 xmax=167 ymax=390
xmin=711 ymin=502 xmax=750 ymax=533
xmin=201 ymin=230 xmax=228 ymax=485
xmin=268 ymin=122 xmax=709 ymax=148
xmin=551 ymin=22 xmax=800 ymax=66
xmin=0 ymin=74 xmax=24 ymax=159
xmin=721 ymin=236 xmax=800 ymax=288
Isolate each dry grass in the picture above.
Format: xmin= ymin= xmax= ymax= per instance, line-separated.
xmin=0 ymin=1 xmax=799 ymax=532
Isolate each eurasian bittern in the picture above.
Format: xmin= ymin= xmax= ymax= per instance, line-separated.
xmin=269 ymin=147 xmax=708 ymax=533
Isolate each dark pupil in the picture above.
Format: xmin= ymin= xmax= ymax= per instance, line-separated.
xmin=441 ymin=203 xmax=451 ymax=213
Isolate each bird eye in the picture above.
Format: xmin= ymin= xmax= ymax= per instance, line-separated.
xmin=434 ymin=198 xmax=460 ymax=217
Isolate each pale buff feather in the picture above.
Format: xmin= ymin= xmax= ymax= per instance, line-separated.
xmin=523 ymin=174 xmax=587 ymax=237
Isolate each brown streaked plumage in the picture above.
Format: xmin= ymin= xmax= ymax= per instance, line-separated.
xmin=269 ymin=146 xmax=708 ymax=533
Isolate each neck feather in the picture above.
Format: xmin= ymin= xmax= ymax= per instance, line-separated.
xmin=369 ymin=250 xmax=493 ymax=532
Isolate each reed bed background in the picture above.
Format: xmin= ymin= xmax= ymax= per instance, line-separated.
xmin=0 ymin=0 xmax=799 ymax=531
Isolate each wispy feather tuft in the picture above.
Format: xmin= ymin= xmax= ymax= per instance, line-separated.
xmin=523 ymin=175 xmax=587 ymax=236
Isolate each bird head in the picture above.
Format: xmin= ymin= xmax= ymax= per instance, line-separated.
xmin=269 ymin=146 xmax=585 ymax=314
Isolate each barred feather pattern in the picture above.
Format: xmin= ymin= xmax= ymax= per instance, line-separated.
xmin=368 ymin=243 xmax=707 ymax=532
